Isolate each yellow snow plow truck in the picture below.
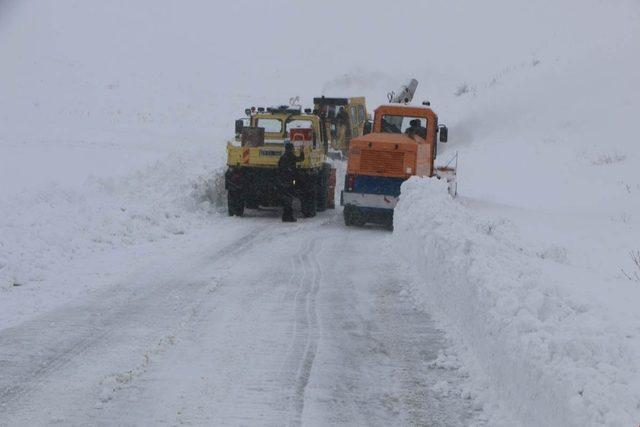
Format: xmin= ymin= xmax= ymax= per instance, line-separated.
xmin=225 ymin=104 xmax=339 ymax=217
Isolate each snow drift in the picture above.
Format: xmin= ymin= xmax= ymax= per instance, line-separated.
xmin=0 ymin=146 xmax=226 ymax=288
xmin=394 ymin=178 xmax=640 ymax=426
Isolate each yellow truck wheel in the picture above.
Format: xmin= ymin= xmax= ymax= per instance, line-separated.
xmin=227 ymin=191 xmax=244 ymax=217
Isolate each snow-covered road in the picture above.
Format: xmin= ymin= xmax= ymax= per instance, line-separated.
xmin=0 ymin=210 xmax=475 ymax=426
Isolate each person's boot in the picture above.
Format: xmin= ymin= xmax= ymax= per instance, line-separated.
xmin=282 ymin=216 xmax=297 ymax=223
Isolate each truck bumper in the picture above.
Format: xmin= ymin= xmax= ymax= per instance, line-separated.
xmin=341 ymin=191 xmax=398 ymax=210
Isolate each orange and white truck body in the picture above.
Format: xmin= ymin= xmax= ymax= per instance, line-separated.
xmin=341 ymin=103 xmax=450 ymax=228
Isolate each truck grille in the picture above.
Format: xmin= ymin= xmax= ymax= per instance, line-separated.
xmin=360 ymin=150 xmax=405 ymax=176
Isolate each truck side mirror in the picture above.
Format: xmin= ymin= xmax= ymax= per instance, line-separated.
xmin=235 ymin=119 xmax=244 ymax=135
xmin=363 ymin=121 xmax=372 ymax=135
xmin=439 ymin=125 xmax=448 ymax=143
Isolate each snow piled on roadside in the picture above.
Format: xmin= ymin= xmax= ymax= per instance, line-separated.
xmin=394 ymin=178 xmax=640 ymax=426
xmin=0 ymin=146 xmax=227 ymax=288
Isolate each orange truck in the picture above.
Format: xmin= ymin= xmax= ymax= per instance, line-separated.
xmin=341 ymin=82 xmax=453 ymax=229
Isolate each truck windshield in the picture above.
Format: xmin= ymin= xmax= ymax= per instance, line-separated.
xmin=381 ymin=115 xmax=427 ymax=138
xmin=256 ymin=118 xmax=283 ymax=133
xmin=285 ymin=119 xmax=314 ymax=132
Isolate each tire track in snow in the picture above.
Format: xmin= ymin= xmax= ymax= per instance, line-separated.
xmin=279 ymin=237 xmax=322 ymax=427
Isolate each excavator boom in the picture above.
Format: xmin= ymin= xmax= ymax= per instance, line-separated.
xmin=387 ymin=79 xmax=418 ymax=104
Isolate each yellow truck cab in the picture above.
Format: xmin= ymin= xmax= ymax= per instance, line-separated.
xmin=228 ymin=108 xmax=326 ymax=169
xmin=225 ymin=105 xmax=336 ymax=217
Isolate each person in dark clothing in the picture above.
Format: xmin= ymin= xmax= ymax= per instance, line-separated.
xmin=278 ymin=142 xmax=305 ymax=222
xmin=335 ymin=106 xmax=349 ymax=126
xmin=405 ymin=118 xmax=427 ymax=139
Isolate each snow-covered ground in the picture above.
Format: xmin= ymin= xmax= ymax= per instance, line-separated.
xmin=0 ymin=218 xmax=482 ymax=425
xmin=0 ymin=142 xmax=228 ymax=327
xmin=1 ymin=0 xmax=639 ymax=425
xmin=395 ymin=179 xmax=640 ymax=426
xmin=393 ymin=2 xmax=640 ymax=424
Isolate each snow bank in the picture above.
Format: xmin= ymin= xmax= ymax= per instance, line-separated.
xmin=0 ymin=146 xmax=227 ymax=288
xmin=394 ymin=178 xmax=640 ymax=426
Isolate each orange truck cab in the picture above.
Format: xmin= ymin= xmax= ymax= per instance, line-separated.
xmin=341 ymin=103 xmax=448 ymax=229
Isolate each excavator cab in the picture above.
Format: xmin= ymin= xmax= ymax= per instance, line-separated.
xmin=313 ymin=96 xmax=367 ymax=159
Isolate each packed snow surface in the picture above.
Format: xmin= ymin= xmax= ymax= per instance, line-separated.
xmin=0 ymin=218 xmax=482 ymax=425
xmin=1 ymin=0 xmax=639 ymax=425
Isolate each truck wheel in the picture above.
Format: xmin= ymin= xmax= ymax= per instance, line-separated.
xmin=227 ymin=191 xmax=244 ymax=216
xmin=344 ymin=205 xmax=365 ymax=227
xmin=301 ymin=188 xmax=317 ymax=218
xmin=245 ymin=197 xmax=259 ymax=210
xmin=316 ymin=164 xmax=330 ymax=212
xmin=384 ymin=214 xmax=394 ymax=231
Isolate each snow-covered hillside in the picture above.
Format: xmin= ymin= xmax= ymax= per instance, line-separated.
xmin=1 ymin=1 xmax=639 ymax=425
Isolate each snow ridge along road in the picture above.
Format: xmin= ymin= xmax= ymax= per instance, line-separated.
xmin=0 ymin=212 xmax=479 ymax=426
